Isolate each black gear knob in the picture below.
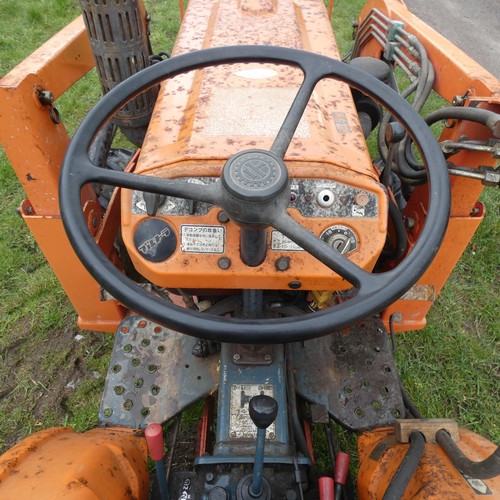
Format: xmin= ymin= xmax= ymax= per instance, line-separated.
xmin=248 ymin=395 xmax=278 ymax=430
xmin=385 ymin=122 xmax=406 ymax=144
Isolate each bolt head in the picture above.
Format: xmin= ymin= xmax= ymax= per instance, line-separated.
xmin=217 ymin=210 xmax=230 ymax=223
xmin=483 ymin=168 xmax=500 ymax=186
xmin=218 ymin=257 xmax=231 ymax=270
xmin=275 ymin=256 xmax=290 ymax=271
xmin=392 ymin=312 xmax=403 ymax=323
xmin=405 ymin=216 xmax=415 ymax=229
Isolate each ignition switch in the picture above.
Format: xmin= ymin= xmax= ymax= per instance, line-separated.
xmin=320 ymin=225 xmax=358 ymax=254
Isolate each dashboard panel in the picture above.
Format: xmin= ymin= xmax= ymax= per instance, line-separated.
xmin=121 ymin=162 xmax=388 ymax=291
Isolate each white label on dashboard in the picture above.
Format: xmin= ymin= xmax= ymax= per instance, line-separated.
xmin=180 ymin=225 xmax=225 ymax=253
xmin=270 ymin=231 xmax=304 ymax=251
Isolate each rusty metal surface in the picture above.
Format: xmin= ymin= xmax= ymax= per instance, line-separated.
xmin=99 ymin=316 xmax=219 ymax=428
xmin=117 ymin=0 xmax=388 ymax=294
xmin=400 ymin=284 xmax=435 ymax=301
xmin=291 ymin=318 xmax=404 ymax=431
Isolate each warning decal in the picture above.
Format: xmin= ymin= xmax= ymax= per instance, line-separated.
xmin=271 ymin=231 xmax=304 ymax=251
xmin=180 ymin=225 xmax=225 ymax=254
xmin=462 ymin=474 xmax=492 ymax=495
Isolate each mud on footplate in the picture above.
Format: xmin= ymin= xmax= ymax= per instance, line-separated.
xmin=99 ymin=316 xmax=219 ymax=428
xmin=291 ymin=318 xmax=405 ymax=431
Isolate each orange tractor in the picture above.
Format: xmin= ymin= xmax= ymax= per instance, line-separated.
xmin=0 ymin=0 xmax=498 ymax=497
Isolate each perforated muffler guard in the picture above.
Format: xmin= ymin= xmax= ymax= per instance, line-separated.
xmin=99 ymin=316 xmax=219 ymax=428
xmin=291 ymin=318 xmax=404 ymax=431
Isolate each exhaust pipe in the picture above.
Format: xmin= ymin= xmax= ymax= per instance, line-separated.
xmin=79 ymin=0 xmax=158 ymax=147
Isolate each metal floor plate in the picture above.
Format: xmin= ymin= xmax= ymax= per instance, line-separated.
xmin=291 ymin=318 xmax=405 ymax=431
xmin=99 ymin=316 xmax=219 ymax=428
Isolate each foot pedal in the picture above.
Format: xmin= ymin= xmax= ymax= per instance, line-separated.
xmin=99 ymin=316 xmax=219 ymax=428
xmin=291 ymin=318 xmax=405 ymax=431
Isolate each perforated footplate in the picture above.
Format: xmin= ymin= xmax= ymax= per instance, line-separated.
xmin=291 ymin=318 xmax=404 ymax=431
xmin=99 ymin=316 xmax=219 ymax=428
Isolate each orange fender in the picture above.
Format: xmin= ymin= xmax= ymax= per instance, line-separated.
xmin=357 ymin=426 xmax=500 ymax=498
xmin=0 ymin=427 xmax=149 ymax=499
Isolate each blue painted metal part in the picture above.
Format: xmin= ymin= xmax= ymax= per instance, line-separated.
xmin=196 ymin=343 xmax=309 ymax=466
xmin=155 ymin=458 xmax=169 ymax=500
xmin=215 ymin=343 xmax=289 ymax=456
xmin=250 ymin=427 xmax=266 ymax=496
xmin=195 ymin=455 xmax=310 ymax=465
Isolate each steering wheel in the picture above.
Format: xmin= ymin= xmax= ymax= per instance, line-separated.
xmin=60 ymin=45 xmax=450 ymax=344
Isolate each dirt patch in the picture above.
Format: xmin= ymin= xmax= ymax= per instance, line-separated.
xmin=167 ymin=421 xmax=200 ymax=472
xmin=0 ymin=318 xmax=113 ymax=453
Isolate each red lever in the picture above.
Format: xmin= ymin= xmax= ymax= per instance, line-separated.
xmin=319 ymin=476 xmax=334 ymax=499
xmin=145 ymin=423 xmax=164 ymax=461
xmin=334 ymin=452 xmax=350 ymax=486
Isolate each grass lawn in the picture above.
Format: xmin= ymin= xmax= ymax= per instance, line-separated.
xmin=0 ymin=0 xmax=498 ymax=461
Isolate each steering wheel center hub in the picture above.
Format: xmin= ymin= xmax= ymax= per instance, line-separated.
xmin=222 ymin=149 xmax=288 ymax=202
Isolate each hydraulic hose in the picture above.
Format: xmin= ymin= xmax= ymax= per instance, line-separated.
xmin=436 ymin=430 xmax=500 ymax=480
xmin=377 ymin=80 xmax=419 ymax=162
xmin=381 ymin=198 xmax=407 ymax=260
xmin=395 ymin=142 xmax=427 ymax=180
xmin=285 ymin=349 xmax=319 ymax=492
xmin=400 ymin=384 xmax=500 ymax=480
xmin=399 ymin=383 xmax=423 ymax=419
xmin=410 ymin=39 xmax=435 ymax=111
xmin=393 ymin=62 xmax=435 ymax=180
xmin=398 ymin=106 xmax=500 ymax=180
xmin=378 ymin=42 xmax=434 ymax=167
xmin=382 ymin=432 xmax=426 ymax=500
xmin=285 ymin=347 xmax=314 ymax=464
xmin=426 ymin=107 xmax=500 ymax=137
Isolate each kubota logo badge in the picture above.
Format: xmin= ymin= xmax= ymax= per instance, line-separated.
xmin=138 ymin=227 xmax=171 ymax=254
xmin=241 ymin=158 xmax=271 ymax=181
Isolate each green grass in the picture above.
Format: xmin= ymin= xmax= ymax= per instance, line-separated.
xmin=0 ymin=0 xmax=181 ymax=451
xmin=0 ymin=0 xmax=498 ymax=471
xmin=394 ymin=187 xmax=499 ymax=441
xmin=332 ymin=0 xmax=499 ymax=436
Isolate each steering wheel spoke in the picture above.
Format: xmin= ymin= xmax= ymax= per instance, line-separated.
xmin=271 ymin=70 xmax=321 ymax=158
xmin=90 ymin=168 xmax=221 ymax=205
xmin=68 ymin=155 xmax=222 ymax=205
xmin=272 ymin=211 xmax=376 ymax=291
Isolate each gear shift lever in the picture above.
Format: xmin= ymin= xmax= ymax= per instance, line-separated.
xmin=248 ymin=395 xmax=278 ymax=497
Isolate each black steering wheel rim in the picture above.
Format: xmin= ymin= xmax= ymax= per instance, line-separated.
xmin=59 ymin=45 xmax=450 ymax=344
